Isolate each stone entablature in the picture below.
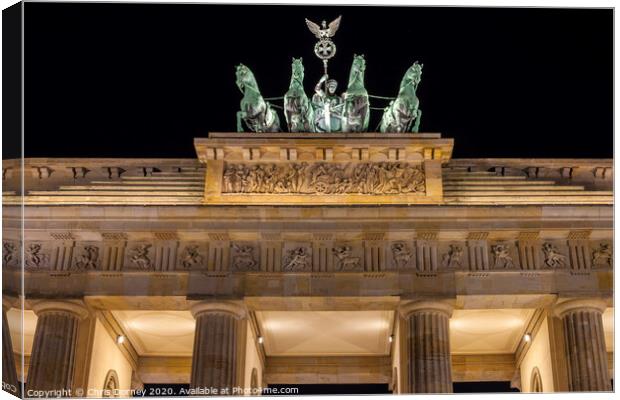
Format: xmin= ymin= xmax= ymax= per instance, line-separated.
xmin=4 ymin=231 xmax=612 ymax=275
xmin=1 ymin=152 xmax=612 ymax=206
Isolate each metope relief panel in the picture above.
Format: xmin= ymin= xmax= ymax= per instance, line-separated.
xmin=177 ymin=242 xmax=208 ymax=270
xmin=230 ymin=242 xmax=260 ymax=272
xmin=222 ymin=162 xmax=425 ymax=195
xmin=124 ymin=242 xmax=154 ymax=271
xmin=388 ymin=241 xmax=415 ymax=270
xmin=439 ymin=242 xmax=466 ymax=270
xmin=71 ymin=241 xmax=101 ymax=271
xmin=489 ymin=242 xmax=518 ymax=270
xmin=2 ymin=240 xmax=20 ymax=269
xmin=332 ymin=243 xmax=363 ymax=272
xmin=590 ymin=241 xmax=612 ymax=269
xmin=282 ymin=242 xmax=312 ymax=272
xmin=24 ymin=241 xmax=51 ymax=271
xmin=540 ymin=241 xmax=569 ymax=269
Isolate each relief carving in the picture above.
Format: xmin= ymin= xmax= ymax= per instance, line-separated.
xmin=180 ymin=245 xmax=204 ymax=269
xmin=391 ymin=242 xmax=413 ymax=269
xmin=231 ymin=243 xmax=259 ymax=271
xmin=129 ymin=244 xmax=152 ymax=270
xmin=25 ymin=243 xmax=48 ymax=269
xmin=2 ymin=241 xmax=18 ymax=267
xmin=491 ymin=244 xmax=514 ymax=268
xmin=441 ymin=244 xmax=463 ymax=268
xmin=222 ymin=162 xmax=425 ymax=195
xmin=332 ymin=246 xmax=361 ymax=271
xmin=73 ymin=245 xmax=99 ymax=270
xmin=592 ymin=243 xmax=612 ymax=267
xmin=283 ymin=246 xmax=312 ymax=272
xmin=541 ymin=243 xmax=567 ymax=268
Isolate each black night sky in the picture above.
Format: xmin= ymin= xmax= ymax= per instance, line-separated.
xmin=11 ymin=4 xmax=616 ymax=159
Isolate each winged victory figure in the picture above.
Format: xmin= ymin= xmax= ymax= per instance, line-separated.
xmin=305 ymin=15 xmax=342 ymax=39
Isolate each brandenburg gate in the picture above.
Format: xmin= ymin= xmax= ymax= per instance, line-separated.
xmin=1 ymin=14 xmax=613 ymax=398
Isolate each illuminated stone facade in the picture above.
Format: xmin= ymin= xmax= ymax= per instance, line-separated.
xmin=2 ymin=133 xmax=613 ymax=396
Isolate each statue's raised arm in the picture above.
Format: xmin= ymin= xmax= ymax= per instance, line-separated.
xmin=314 ymin=74 xmax=329 ymax=99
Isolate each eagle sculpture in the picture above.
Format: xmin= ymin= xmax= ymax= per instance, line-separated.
xmin=305 ymin=15 xmax=342 ymax=39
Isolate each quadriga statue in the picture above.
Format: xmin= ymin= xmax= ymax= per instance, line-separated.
xmin=284 ymin=58 xmax=314 ymax=132
xmin=235 ymin=64 xmax=281 ymax=133
xmin=234 ymin=60 xmax=424 ymax=134
xmin=379 ymin=62 xmax=423 ymax=133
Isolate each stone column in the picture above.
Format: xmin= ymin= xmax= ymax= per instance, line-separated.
xmin=400 ymin=300 xmax=453 ymax=393
xmin=554 ymin=298 xmax=611 ymax=392
xmin=190 ymin=301 xmax=246 ymax=394
xmin=25 ymin=300 xmax=88 ymax=395
xmin=2 ymin=297 xmax=19 ymax=396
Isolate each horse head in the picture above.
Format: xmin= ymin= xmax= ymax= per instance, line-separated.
xmin=290 ymin=57 xmax=304 ymax=87
xmin=347 ymin=54 xmax=366 ymax=89
xmin=235 ymin=64 xmax=258 ymax=94
xmin=401 ymin=61 xmax=423 ymax=91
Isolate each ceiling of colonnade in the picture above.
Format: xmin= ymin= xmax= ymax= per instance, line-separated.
xmin=8 ymin=308 xmax=614 ymax=357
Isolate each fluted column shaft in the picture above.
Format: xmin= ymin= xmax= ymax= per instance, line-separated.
xmin=2 ymin=298 xmax=19 ymax=396
xmin=401 ymin=300 xmax=453 ymax=393
xmin=555 ymin=299 xmax=610 ymax=392
xmin=25 ymin=301 xmax=88 ymax=395
xmin=190 ymin=301 xmax=246 ymax=394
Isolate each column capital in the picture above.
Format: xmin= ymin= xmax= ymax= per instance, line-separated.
xmin=399 ymin=299 xmax=454 ymax=318
xmin=553 ymin=297 xmax=608 ymax=318
xmin=31 ymin=299 xmax=89 ymax=320
xmin=190 ymin=300 xmax=247 ymax=319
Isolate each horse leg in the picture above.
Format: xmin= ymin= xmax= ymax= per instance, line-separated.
xmin=237 ymin=111 xmax=246 ymax=132
xmin=268 ymin=109 xmax=281 ymax=132
xmin=412 ymin=109 xmax=422 ymax=133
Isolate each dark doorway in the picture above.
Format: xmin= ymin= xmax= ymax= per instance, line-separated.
xmin=453 ymin=381 xmax=520 ymax=393
xmin=267 ymin=383 xmax=390 ymax=395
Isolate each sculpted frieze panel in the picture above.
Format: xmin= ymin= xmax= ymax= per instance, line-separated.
xmin=331 ymin=244 xmax=362 ymax=272
xmin=222 ymin=162 xmax=425 ymax=195
xmin=72 ymin=242 xmax=101 ymax=271
xmin=541 ymin=242 xmax=568 ymax=269
xmin=440 ymin=243 xmax=465 ymax=269
xmin=389 ymin=241 xmax=414 ymax=270
xmin=125 ymin=242 xmax=154 ymax=271
xmin=231 ymin=242 xmax=260 ymax=272
xmin=24 ymin=242 xmax=50 ymax=270
xmin=490 ymin=242 xmax=516 ymax=269
xmin=2 ymin=240 xmax=20 ymax=268
xmin=591 ymin=242 xmax=612 ymax=268
xmin=282 ymin=243 xmax=312 ymax=272
xmin=178 ymin=243 xmax=207 ymax=270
